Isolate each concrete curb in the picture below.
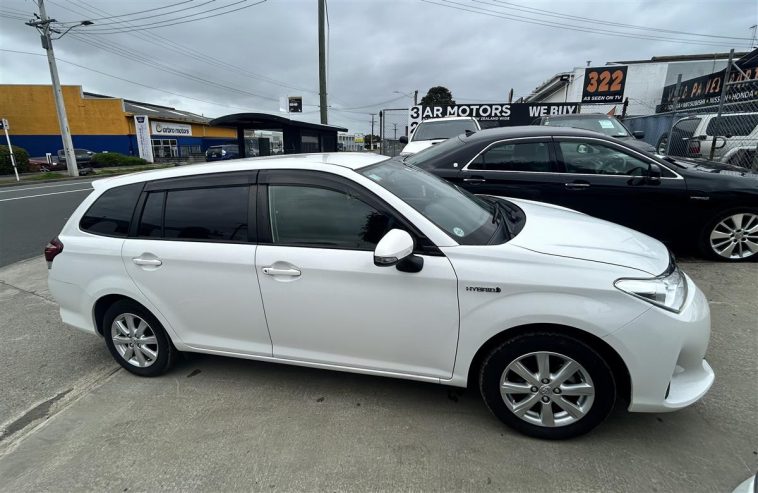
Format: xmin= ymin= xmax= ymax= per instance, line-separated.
xmin=0 ymin=175 xmax=93 ymax=189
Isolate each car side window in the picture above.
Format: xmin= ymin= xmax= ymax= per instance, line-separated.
xmin=150 ymin=186 xmax=249 ymax=242
xmin=468 ymin=142 xmax=551 ymax=172
xmin=558 ymin=141 xmax=650 ymax=176
xmin=80 ymin=183 xmax=143 ymax=237
xmin=267 ymin=185 xmax=393 ymax=250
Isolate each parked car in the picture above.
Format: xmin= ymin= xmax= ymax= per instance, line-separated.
xmin=405 ymin=126 xmax=758 ymax=261
xmin=57 ymin=148 xmax=94 ymax=164
xmin=46 ymin=152 xmax=713 ymax=439
xmin=657 ymin=113 xmax=758 ymax=169
xmin=205 ymin=144 xmax=240 ymax=161
xmin=399 ymin=117 xmax=481 ymax=156
xmin=537 ymin=113 xmax=657 ymax=154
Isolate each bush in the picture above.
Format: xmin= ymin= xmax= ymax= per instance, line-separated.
xmin=0 ymin=145 xmax=30 ymax=175
xmin=90 ymin=152 xmax=147 ymax=167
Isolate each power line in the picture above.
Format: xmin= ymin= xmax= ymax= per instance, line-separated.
xmin=487 ymin=0 xmax=751 ymax=41
xmin=421 ymin=0 xmax=740 ymax=48
xmin=73 ymin=0 xmax=268 ymax=34
xmin=54 ymin=0 xmax=197 ymax=24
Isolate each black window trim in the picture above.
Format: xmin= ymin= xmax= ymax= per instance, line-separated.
xmin=257 ymin=169 xmax=442 ymax=256
xmin=128 ymin=171 xmax=258 ymax=244
xmin=553 ymin=136 xmax=681 ymax=179
xmin=79 ymin=182 xmax=145 ymax=238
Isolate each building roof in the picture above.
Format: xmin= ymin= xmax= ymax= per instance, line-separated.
xmin=611 ymin=52 xmax=749 ymax=65
xmin=209 ymin=113 xmax=347 ymax=132
xmin=524 ymin=72 xmax=572 ymax=102
xmin=83 ymin=91 xmax=213 ymax=125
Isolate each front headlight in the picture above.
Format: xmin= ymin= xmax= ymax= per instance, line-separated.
xmin=614 ymin=266 xmax=688 ymax=313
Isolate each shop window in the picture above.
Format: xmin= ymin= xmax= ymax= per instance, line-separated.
xmin=151 ymin=139 xmax=178 ymax=158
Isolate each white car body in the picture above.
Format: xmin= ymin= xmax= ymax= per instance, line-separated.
xmin=402 ymin=117 xmax=481 ymax=156
xmin=48 ymin=153 xmax=713 ymax=435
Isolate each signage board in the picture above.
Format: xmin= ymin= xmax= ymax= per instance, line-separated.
xmin=657 ymin=52 xmax=758 ymax=112
xmin=150 ymin=121 xmax=192 ymax=136
xmin=354 ymin=132 xmax=364 ymax=143
xmin=407 ymin=103 xmax=580 ymax=137
xmin=288 ymin=96 xmax=303 ymax=113
xmin=134 ymin=115 xmax=154 ymax=163
xmin=581 ymin=66 xmax=628 ymax=104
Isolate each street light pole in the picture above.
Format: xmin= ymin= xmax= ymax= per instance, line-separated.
xmin=33 ymin=0 xmax=79 ymax=176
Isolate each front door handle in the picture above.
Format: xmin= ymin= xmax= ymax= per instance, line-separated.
xmin=565 ymin=182 xmax=591 ymax=190
xmin=133 ymin=257 xmax=162 ymax=267
xmin=262 ymin=266 xmax=301 ymax=277
xmin=463 ymin=177 xmax=486 ymax=183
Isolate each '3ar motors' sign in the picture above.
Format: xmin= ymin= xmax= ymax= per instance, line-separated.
xmin=581 ymin=66 xmax=628 ymax=103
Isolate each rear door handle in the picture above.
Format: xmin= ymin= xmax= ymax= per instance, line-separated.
xmin=565 ymin=182 xmax=591 ymax=190
xmin=463 ymin=177 xmax=486 ymax=183
xmin=133 ymin=257 xmax=162 ymax=267
xmin=262 ymin=266 xmax=301 ymax=277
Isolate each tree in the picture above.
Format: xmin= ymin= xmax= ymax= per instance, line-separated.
xmin=420 ymin=86 xmax=455 ymax=106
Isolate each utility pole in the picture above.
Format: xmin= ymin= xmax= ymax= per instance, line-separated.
xmin=392 ymin=123 xmax=398 ymax=140
xmin=318 ymin=0 xmax=328 ymax=124
xmin=370 ymin=113 xmax=376 ymax=151
xmin=29 ymin=0 xmax=79 ymax=176
xmin=413 ymin=90 xmax=418 ymax=105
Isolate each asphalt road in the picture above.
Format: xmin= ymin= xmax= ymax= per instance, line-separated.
xmin=0 ymin=257 xmax=756 ymax=492
xmin=0 ymin=180 xmax=95 ymax=267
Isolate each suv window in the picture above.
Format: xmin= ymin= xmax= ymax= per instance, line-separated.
xmin=705 ymin=115 xmax=758 ymax=137
xmin=160 ymin=186 xmax=249 ymax=241
xmin=80 ymin=183 xmax=143 ymax=237
xmin=559 ymin=141 xmax=650 ymax=176
xmin=469 ymin=141 xmax=551 ymax=171
xmin=268 ymin=185 xmax=393 ymax=249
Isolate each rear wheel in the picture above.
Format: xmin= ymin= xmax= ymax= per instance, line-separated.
xmin=479 ymin=332 xmax=616 ymax=440
xmin=103 ymin=300 xmax=176 ymax=377
xmin=700 ymin=209 xmax=758 ymax=261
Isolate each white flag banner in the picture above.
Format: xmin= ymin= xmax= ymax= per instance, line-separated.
xmin=134 ymin=115 xmax=154 ymax=163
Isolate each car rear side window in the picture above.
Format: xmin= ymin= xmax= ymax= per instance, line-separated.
xmin=80 ymin=183 xmax=143 ymax=237
xmin=705 ymin=115 xmax=758 ymax=137
xmin=469 ymin=142 xmax=552 ymax=171
xmin=162 ymin=186 xmax=248 ymax=242
xmin=268 ymin=185 xmax=393 ymax=249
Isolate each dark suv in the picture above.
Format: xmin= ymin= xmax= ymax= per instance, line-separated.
xmin=205 ymin=145 xmax=240 ymax=162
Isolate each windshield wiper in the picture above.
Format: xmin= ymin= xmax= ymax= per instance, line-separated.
xmin=489 ymin=200 xmax=513 ymax=241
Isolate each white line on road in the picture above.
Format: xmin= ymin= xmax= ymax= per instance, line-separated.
xmin=0 ymin=181 xmax=94 ymax=194
xmin=0 ymin=188 xmax=92 ymax=202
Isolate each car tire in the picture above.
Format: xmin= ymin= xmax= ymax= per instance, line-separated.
xmin=656 ymin=133 xmax=669 ymax=155
xmin=699 ymin=208 xmax=758 ymax=262
xmin=103 ymin=300 xmax=177 ymax=377
xmin=479 ymin=332 xmax=616 ymax=440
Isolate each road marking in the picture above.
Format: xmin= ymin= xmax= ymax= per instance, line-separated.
xmin=0 ymin=181 xmax=94 ymax=194
xmin=0 ymin=188 xmax=92 ymax=202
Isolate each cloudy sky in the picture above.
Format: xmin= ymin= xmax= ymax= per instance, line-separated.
xmin=0 ymin=0 xmax=755 ymax=134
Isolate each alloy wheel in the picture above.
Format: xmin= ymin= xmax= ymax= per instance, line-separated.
xmin=709 ymin=213 xmax=758 ymax=259
xmin=110 ymin=313 xmax=159 ymax=368
xmin=500 ymin=351 xmax=595 ymax=428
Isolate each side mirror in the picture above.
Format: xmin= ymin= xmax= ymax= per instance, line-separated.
xmin=633 ymin=130 xmax=645 ymax=139
xmin=398 ymin=135 xmax=408 ymax=144
xmin=648 ymin=163 xmax=662 ymax=182
xmin=374 ymin=229 xmax=423 ymax=273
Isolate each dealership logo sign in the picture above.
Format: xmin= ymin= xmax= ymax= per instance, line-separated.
xmin=151 ymin=121 xmax=192 ymax=136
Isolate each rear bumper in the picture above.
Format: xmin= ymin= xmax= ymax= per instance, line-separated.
xmin=604 ymin=274 xmax=714 ymax=412
xmin=48 ymin=277 xmax=97 ymax=335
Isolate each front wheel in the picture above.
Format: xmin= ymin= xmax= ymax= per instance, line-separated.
xmin=700 ymin=209 xmax=758 ymax=261
xmin=479 ymin=332 xmax=616 ymax=440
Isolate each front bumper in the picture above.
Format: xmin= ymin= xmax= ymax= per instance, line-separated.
xmin=604 ymin=274 xmax=714 ymax=412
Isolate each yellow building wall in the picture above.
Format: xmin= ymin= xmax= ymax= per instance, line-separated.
xmin=0 ymin=85 xmax=130 ymax=135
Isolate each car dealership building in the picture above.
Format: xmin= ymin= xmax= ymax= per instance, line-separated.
xmin=0 ymin=84 xmax=237 ymax=159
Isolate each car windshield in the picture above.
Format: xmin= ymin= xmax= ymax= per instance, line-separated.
xmin=359 ymin=160 xmax=508 ymax=245
xmin=412 ymin=120 xmax=478 ymax=141
xmin=542 ymin=116 xmax=629 ymax=137
xmin=404 ymin=135 xmax=466 ymax=167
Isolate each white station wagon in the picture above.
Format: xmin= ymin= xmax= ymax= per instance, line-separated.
xmin=46 ymin=153 xmax=714 ymax=439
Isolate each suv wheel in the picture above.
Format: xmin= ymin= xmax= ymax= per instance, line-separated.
xmin=701 ymin=209 xmax=758 ymax=261
xmin=479 ymin=332 xmax=615 ymax=440
xmin=103 ymin=300 xmax=177 ymax=377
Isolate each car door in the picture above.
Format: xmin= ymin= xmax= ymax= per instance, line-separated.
xmin=456 ymin=137 xmax=567 ymax=202
xmin=553 ymin=137 xmax=688 ymax=242
xmin=254 ymin=169 xmax=459 ymax=379
xmin=121 ymin=172 xmax=273 ymax=356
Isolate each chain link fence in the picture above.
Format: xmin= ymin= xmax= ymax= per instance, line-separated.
xmin=379 ymin=107 xmax=409 ymax=157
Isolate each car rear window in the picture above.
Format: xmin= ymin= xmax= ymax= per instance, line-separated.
xmin=80 ymin=183 xmax=143 ymax=237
